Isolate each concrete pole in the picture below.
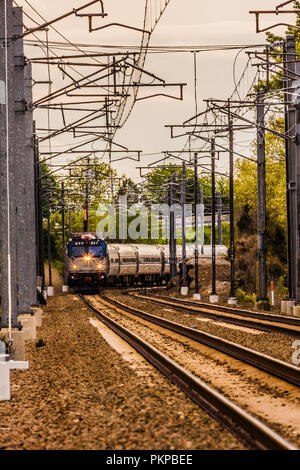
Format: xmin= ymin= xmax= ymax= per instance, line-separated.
xmin=13 ymin=7 xmax=32 ymax=314
xmin=0 ymin=0 xmax=18 ymax=327
xmin=24 ymin=62 xmax=38 ymax=306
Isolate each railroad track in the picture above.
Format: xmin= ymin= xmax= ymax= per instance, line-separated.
xmin=79 ymin=293 xmax=298 ymax=450
xmin=126 ymin=291 xmax=300 ymax=338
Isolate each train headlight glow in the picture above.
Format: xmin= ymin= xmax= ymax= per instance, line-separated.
xmin=83 ymin=255 xmax=92 ymax=262
xmin=97 ymin=264 xmax=103 ymax=269
xmin=73 ymin=264 xmax=78 ymax=270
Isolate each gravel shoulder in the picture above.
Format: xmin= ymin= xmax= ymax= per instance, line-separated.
xmin=0 ymin=293 xmax=244 ymax=450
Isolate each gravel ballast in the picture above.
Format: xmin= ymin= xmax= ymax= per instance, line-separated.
xmin=0 ymin=294 xmax=244 ymax=450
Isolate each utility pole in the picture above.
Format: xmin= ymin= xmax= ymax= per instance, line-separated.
xmin=210 ymin=139 xmax=218 ymax=303
xmin=61 ymin=182 xmax=66 ymax=289
xmin=34 ymin=126 xmax=45 ymax=292
xmin=84 ymin=178 xmax=89 ymax=232
xmin=0 ymin=0 xmax=18 ymax=328
xmin=181 ymin=162 xmax=187 ymax=294
xmin=47 ymin=177 xmax=53 ymax=295
xmin=24 ymin=62 xmax=38 ymax=307
xmin=217 ymin=191 xmax=222 ymax=245
xmin=14 ymin=7 xmax=32 ymax=314
xmin=165 ymin=185 xmax=169 ymax=244
xmin=256 ymin=90 xmax=268 ymax=302
xmin=228 ymin=110 xmax=236 ymax=304
xmin=284 ymin=36 xmax=296 ymax=304
xmin=169 ymin=173 xmax=177 ymax=280
xmin=69 ymin=206 xmax=72 ymax=237
xmin=200 ymin=185 xmax=204 ymax=256
xmin=194 ymin=153 xmax=200 ymax=299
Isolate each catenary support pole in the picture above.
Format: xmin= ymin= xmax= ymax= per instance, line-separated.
xmin=0 ymin=0 xmax=18 ymax=328
xmin=69 ymin=206 xmax=72 ymax=237
xmin=181 ymin=162 xmax=187 ymax=292
xmin=256 ymin=90 xmax=268 ymax=302
xmin=24 ymin=62 xmax=38 ymax=306
xmin=217 ymin=191 xmax=222 ymax=245
xmin=13 ymin=7 xmax=30 ymax=314
xmin=34 ymin=128 xmax=45 ymax=292
xmin=284 ymin=36 xmax=296 ymax=302
xmin=61 ymin=182 xmax=66 ymax=285
xmin=47 ymin=178 xmax=53 ymax=291
xmin=200 ymin=185 xmax=204 ymax=255
xmin=169 ymin=173 xmax=177 ymax=280
xmin=194 ymin=153 xmax=200 ymax=298
xmin=228 ymin=111 xmax=236 ymax=303
xmin=210 ymin=139 xmax=218 ymax=303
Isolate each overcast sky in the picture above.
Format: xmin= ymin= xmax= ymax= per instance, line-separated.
xmin=16 ymin=0 xmax=294 ymax=181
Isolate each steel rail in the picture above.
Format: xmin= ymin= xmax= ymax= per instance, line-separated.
xmin=100 ymin=294 xmax=300 ymax=387
xmin=136 ymin=293 xmax=300 ymax=327
xmin=79 ymin=294 xmax=297 ymax=450
xmin=128 ymin=293 xmax=300 ymax=338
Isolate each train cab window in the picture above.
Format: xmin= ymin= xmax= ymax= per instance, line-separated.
xmin=88 ymin=246 xmax=104 ymax=258
xmin=70 ymin=246 xmax=86 ymax=258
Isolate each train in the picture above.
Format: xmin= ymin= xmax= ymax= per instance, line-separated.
xmin=65 ymin=232 xmax=226 ymax=289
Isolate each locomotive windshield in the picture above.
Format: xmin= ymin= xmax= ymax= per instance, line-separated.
xmin=68 ymin=239 xmax=106 ymax=258
xmin=70 ymin=246 xmax=86 ymax=258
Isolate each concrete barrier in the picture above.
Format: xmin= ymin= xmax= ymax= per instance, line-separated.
xmin=0 ymin=330 xmax=25 ymax=361
xmin=30 ymin=307 xmax=42 ymax=327
xmin=47 ymin=286 xmax=54 ymax=296
xmin=209 ymin=294 xmax=219 ymax=304
xmin=286 ymin=300 xmax=296 ymax=316
xmin=18 ymin=314 xmax=37 ymax=341
xmin=193 ymin=293 xmax=201 ymax=301
xmin=281 ymin=300 xmax=287 ymax=314
xmin=228 ymin=297 xmax=237 ymax=305
xmin=293 ymin=306 xmax=300 ymax=317
xmin=180 ymin=286 xmax=189 ymax=296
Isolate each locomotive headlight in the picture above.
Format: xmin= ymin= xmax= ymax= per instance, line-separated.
xmin=97 ymin=264 xmax=102 ymax=269
xmin=73 ymin=264 xmax=78 ymax=270
xmin=83 ymin=255 xmax=92 ymax=262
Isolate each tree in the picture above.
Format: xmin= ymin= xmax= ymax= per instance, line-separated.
xmin=143 ymin=164 xmax=229 ymax=208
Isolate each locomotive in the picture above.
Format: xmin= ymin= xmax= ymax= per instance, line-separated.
xmin=66 ymin=232 xmax=226 ymax=289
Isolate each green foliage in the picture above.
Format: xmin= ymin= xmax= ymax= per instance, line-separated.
xmin=236 ymin=288 xmax=256 ymax=306
xmin=143 ymin=165 xmax=229 ymax=206
xmin=256 ymin=1 xmax=300 ymax=92
xmin=35 ymin=338 xmax=46 ymax=348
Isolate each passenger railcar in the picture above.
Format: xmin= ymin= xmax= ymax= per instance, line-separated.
xmin=65 ymin=232 xmax=226 ymax=289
